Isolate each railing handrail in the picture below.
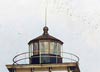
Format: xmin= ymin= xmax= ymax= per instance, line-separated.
xmin=13 ymin=51 xmax=79 ymax=64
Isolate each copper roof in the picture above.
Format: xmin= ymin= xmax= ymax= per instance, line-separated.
xmin=28 ymin=26 xmax=63 ymax=44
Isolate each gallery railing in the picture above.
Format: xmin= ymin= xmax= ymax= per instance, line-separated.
xmin=13 ymin=51 xmax=79 ymax=64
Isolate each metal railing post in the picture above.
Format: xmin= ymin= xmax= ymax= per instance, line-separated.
xmin=49 ymin=67 xmax=52 ymax=72
xmin=40 ymin=51 xmax=41 ymax=64
xmin=31 ymin=68 xmax=34 ymax=72
xmin=56 ymin=55 xmax=57 ymax=64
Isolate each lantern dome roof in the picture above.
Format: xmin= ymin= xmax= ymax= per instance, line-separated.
xmin=28 ymin=26 xmax=63 ymax=44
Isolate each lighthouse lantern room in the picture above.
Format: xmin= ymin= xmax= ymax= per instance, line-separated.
xmin=28 ymin=26 xmax=63 ymax=64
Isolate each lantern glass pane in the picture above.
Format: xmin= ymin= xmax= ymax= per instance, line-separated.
xmin=54 ymin=42 xmax=57 ymax=54
xmin=50 ymin=42 xmax=55 ymax=54
xmin=50 ymin=42 xmax=57 ymax=55
xmin=40 ymin=41 xmax=49 ymax=54
xmin=50 ymin=42 xmax=61 ymax=55
xmin=29 ymin=43 xmax=33 ymax=56
xmin=57 ymin=43 xmax=61 ymax=55
xmin=33 ymin=42 xmax=39 ymax=55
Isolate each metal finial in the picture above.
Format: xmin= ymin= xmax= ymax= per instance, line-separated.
xmin=43 ymin=26 xmax=49 ymax=35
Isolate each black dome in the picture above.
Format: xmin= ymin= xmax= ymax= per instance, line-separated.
xmin=28 ymin=26 xmax=63 ymax=44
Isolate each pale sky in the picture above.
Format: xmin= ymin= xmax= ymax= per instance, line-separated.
xmin=0 ymin=0 xmax=100 ymax=72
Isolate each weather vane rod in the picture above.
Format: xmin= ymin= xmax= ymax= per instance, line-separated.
xmin=45 ymin=7 xmax=47 ymax=26
xmin=45 ymin=0 xmax=48 ymax=27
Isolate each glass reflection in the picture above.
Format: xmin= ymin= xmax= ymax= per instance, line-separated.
xmin=40 ymin=41 xmax=49 ymax=54
xmin=29 ymin=43 xmax=33 ymax=56
xmin=50 ymin=42 xmax=54 ymax=54
xmin=50 ymin=42 xmax=61 ymax=55
xmin=33 ymin=42 xmax=38 ymax=55
xmin=39 ymin=41 xmax=61 ymax=55
xmin=57 ymin=43 xmax=61 ymax=55
xmin=54 ymin=42 xmax=57 ymax=55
